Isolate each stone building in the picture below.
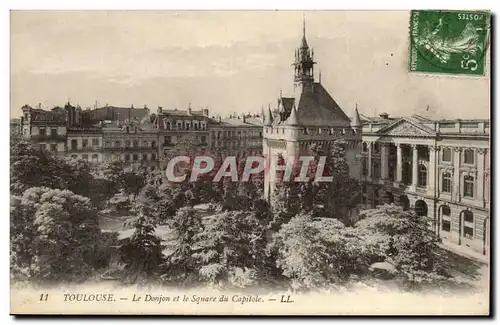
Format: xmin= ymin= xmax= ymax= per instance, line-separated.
xmin=210 ymin=114 xmax=263 ymax=157
xmin=361 ymin=113 xmax=490 ymax=255
xmin=262 ymin=22 xmax=362 ymax=199
xmin=17 ymin=102 xmax=263 ymax=168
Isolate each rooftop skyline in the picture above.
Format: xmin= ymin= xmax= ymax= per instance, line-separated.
xmin=11 ymin=11 xmax=490 ymax=119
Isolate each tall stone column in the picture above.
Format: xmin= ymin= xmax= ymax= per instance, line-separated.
xmin=453 ymin=147 xmax=462 ymax=202
xmin=411 ymin=144 xmax=419 ymax=188
xmin=381 ymin=143 xmax=389 ymax=180
xmin=396 ymin=143 xmax=403 ymax=183
xmin=427 ymin=145 xmax=437 ymax=196
xmin=477 ymin=148 xmax=486 ymax=205
xmin=367 ymin=142 xmax=372 ymax=178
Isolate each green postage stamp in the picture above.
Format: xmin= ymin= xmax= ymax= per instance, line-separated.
xmin=409 ymin=10 xmax=490 ymax=76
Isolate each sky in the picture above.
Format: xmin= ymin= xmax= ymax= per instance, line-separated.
xmin=10 ymin=10 xmax=490 ymax=120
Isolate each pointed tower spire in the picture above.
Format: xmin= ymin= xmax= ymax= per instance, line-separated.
xmin=287 ymin=103 xmax=299 ymax=126
xmin=301 ymin=13 xmax=308 ymax=48
xmin=265 ymin=103 xmax=274 ymax=126
xmin=351 ymin=104 xmax=362 ymax=128
xmin=293 ymin=14 xmax=315 ymax=86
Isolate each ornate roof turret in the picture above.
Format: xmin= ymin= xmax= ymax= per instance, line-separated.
xmin=286 ymin=103 xmax=299 ymax=126
xmin=293 ymin=15 xmax=316 ymax=85
xmin=264 ymin=103 xmax=274 ymax=126
xmin=351 ymin=104 xmax=362 ymax=128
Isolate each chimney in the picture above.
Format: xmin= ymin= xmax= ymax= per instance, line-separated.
xmin=379 ymin=112 xmax=389 ymax=120
xmin=218 ymin=116 xmax=222 ymax=123
xmin=242 ymin=114 xmax=246 ymax=123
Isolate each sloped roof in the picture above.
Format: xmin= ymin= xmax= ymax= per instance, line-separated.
xmin=293 ymin=83 xmax=352 ymax=127
xmin=216 ymin=117 xmax=263 ymax=127
xmin=160 ymin=109 xmax=205 ymax=117
xmin=90 ymin=106 xmax=149 ymax=121
xmin=279 ymin=97 xmax=295 ymax=112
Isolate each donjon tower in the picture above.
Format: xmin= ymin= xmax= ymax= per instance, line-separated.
xmin=263 ymin=20 xmax=362 ymax=200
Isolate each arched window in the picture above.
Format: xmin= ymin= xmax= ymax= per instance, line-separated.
xmin=442 ymin=205 xmax=451 ymax=232
xmin=463 ymin=210 xmax=474 ymax=238
xmin=114 ymin=140 xmax=120 ymax=148
xmin=418 ymin=164 xmax=427 ymax=187
xmin=442 ymin=172 xmax=452 ymax=193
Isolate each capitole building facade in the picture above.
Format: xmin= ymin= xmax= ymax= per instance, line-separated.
xmin=360 ymin=113 xmax=490 ymax=255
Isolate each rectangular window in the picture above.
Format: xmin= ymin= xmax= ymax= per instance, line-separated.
xmin=39 ymin=143 xmax=46 ymax=151
xmin=124 ymin=154 xmax=130 ymax=162
xmin=373 ymin=162 xmax=380 ymax=179
xmin=82 ymin=139 xmax=88 ymax=148
xmin=201 ymin=135 xmax=206 ymax=143
xmin=125 ymin=140 xmax=131 ymax=148
xmin=133 ymin=140 xmax=139 ymax=147
xmin=142 ymin=154 xmax=148 ymax=161
xmin=39 ymin=128 xmax=46 ymax=136
xmin=164 ymin=136 xmax=171 ymax=144
xmin=442 ymin=173 xmax=452 ymax=193
xmin=50 ymin=128 xmax=57 ymax=136
xmin=464 ymin=149 xmax=475 ymax=164
xmin=92 ymin=138 xmax=99 ymax=146
xmin=133 ymin=154 xmax=138 ymax=161
xmin=151 ymin=154 xmax=156 ymax=161
xmin=442 ymin=148 xmax=451 ymax=162
xmin=464 ymin=176 xmax=474 ymax=197
xmin=105 ymin=155 xmax=111 ymax=161
xmin=50 ymin=144 xmax=57 ymax=152
xmin=442 ymin=220 xmax=451 ymax=232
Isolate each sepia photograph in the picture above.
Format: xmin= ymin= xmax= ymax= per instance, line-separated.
xmin=9 ymin=9 xmax=491 ymax=315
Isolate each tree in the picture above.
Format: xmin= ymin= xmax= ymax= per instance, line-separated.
xmin=10 ymin=140 xmax=73 ymax=195
xmin=354 ymin=204 xmax=444 ymax=287
xmin=119 ymin=215 xmax=163 ymax=284
xmin=161 ymin=207 xmax=203 ymax=285
xmin=99 ymin=161 xmax=125 ymax=201
xmin=272 ymin=213 xmax=376 ymax=291
xmin=192 ymin=210 xmax=268 ymax=287
xmin=10 ymin=187 xmax=101 ymax=283
xmin=123 ymin=172 xmax=145 ymax=201
xmin=268 ymin=182 xmax=299 ymax=231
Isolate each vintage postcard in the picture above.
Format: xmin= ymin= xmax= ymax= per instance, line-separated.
xmin=10 ymin=10 xmax=491 ymax=315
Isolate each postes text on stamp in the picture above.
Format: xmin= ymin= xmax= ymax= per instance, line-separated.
xmin=409 ymin=10 xmax=490 ymax=76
